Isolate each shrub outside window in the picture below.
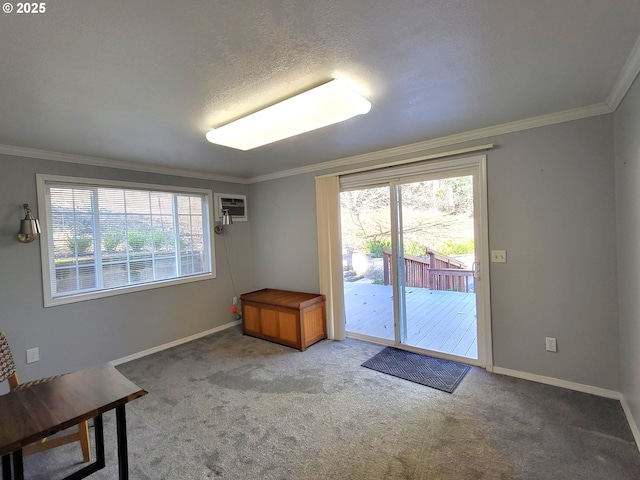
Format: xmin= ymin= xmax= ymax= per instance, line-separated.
xmin=37 ymin=175 xmax=215 ymax=306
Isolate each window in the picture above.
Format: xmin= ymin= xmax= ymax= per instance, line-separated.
xmin=37 ymin=175 xmax=215 ymax=306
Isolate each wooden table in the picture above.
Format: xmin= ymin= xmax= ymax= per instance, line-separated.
xmin=0 ymin=364 xmax=147 ymax=480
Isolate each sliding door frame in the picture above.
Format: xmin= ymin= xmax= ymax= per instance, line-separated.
xmin=339 ymin=154 xmax=493 ymax=370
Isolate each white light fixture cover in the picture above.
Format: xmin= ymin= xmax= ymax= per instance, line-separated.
xmin=206 ymin=79 xmax=371 ymax=150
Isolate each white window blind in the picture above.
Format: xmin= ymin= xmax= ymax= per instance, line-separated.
xmin=37 ymin=175 xmax=214 ymax=306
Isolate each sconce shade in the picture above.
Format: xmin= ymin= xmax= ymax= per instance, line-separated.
xmin=20 ymin=218 xmax=40 ymax=235
xmin=18 ymin=204 xmax=40 ymax=243
xmin=214 ymin=208 xmax=233 ymax=235
xmin=205 ymin=79 xmax=371 ymax=150
xmin=221 ymin=209 xmax=233 ymax=226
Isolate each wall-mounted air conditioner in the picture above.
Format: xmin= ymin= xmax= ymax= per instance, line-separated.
xmin=214 ymin=193 xmax=247 ymax=222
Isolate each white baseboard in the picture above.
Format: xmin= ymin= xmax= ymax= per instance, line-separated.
xmin=492 ymin=366 xmax=620 ymax=400
xmin=621 ymin=395 xmax=640 ymax=452
xmin=110 ymin=320 xmax=242 ymax=366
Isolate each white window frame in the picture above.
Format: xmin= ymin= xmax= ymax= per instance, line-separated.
xmin=37 ymin=174 xmax=216 ymax=307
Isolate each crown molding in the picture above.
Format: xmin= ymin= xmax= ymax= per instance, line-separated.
xmin=0 ymin=101 xmax=616 ymax=186
xmin=247 ymin=102 xmax=612 ymax=183
xmin=0 ymin=144 xmax=248 ymax=184
xmin=607 ymin=32 xmax=640 ymax=111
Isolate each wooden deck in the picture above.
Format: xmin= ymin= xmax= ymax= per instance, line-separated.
xmin=343 ymin=282 xmax=478 ymax=359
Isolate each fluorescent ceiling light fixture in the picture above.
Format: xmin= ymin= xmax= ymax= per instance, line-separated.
xmin=205 ymin=79 xmax=371 ymax=150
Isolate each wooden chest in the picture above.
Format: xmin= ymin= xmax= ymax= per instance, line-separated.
xmin=240 ymin=289 xmax=327 ymax=351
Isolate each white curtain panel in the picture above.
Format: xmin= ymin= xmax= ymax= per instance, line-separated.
xmin=315 ymin=175 xmax=346 ymax=340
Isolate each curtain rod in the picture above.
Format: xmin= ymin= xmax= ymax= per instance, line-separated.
xmin=315 ymin=143 xmax=494 ymax=179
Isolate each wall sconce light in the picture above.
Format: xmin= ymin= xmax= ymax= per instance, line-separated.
xmin=214 ymin=208 xmax=233 ymax=235
xmin=17 ymin=204 xmax=40 ymax=243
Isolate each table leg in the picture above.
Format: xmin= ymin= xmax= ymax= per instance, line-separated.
xmin=64 ymin=416 xmax=105 ymax=480
xmin=94 ymin=415 xmax=106 ymax=469
xmin=12 ymin=450 xmax=23 ymax=480
xmin=2 ymin=454 xmax=11 ymax=480
xmin=116 ymin=405 xmax=128 ymax=480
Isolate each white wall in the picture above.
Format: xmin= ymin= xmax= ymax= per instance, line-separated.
xmin=614 ymin=74 xmax=640 ymax=435
xmin=0 ymin=155 xmax=252 ymax=390
xmin=249 ymin=114 xmax=620 ymax=391
xmin=250 ymin=172 xmax=320 ymax=293
xmin=488 ymin=118 xmax=618 ymax=389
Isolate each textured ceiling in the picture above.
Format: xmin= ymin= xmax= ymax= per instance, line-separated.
xmin=0 ymin=0 xmax=639 ymax=179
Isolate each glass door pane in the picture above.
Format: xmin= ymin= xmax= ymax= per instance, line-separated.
xmin=341 ymin=186 xmax=394 ymax=341
xmin=397 ymin=175 xmax=478 ymax=359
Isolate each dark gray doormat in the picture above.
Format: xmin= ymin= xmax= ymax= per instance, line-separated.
xmin=362 ymin=347 xmax=471 ymax=393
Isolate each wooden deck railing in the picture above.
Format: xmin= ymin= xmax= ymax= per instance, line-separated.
xmin=382 ymin=248 xmax=473 ymax=293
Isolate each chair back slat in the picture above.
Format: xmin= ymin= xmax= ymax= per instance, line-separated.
xmin=0 ymin=332 xmax=17 ymax=383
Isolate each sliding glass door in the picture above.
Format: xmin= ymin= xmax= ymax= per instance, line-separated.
xmin=341 ymin=156 xmax=489 ymax=365
xmin=395 ymin=174 xmax=478 ymax=359
xmin=341 ymin=186 xmax=394 ymax=342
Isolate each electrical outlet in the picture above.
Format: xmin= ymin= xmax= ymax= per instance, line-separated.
xmin=232 ymin=296 xmax=237 ymax=305
xmin=26 ymin=347 xmax=39 ymax=364
xmin=545 ymin=337 xmax=557 ymax=352
xmin=491 ymin=250 xmax=507 ymax=263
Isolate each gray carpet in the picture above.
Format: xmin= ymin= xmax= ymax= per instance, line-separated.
xmin=21 ymin=326 xmax=640 ymax=479
xmin=362 ymin=346 xmax=470 ymax=393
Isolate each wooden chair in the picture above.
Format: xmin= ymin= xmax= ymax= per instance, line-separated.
xmin=0 ymin=332 xmax=91 ymax=462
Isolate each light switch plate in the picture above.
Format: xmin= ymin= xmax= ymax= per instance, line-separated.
xmin=545 ymin=337 xmax=557 ymax=352
xmin=26 ymin=347 xmax=39 ymax=363
xmin=491 ymin=250 xmax=507 ymax=263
